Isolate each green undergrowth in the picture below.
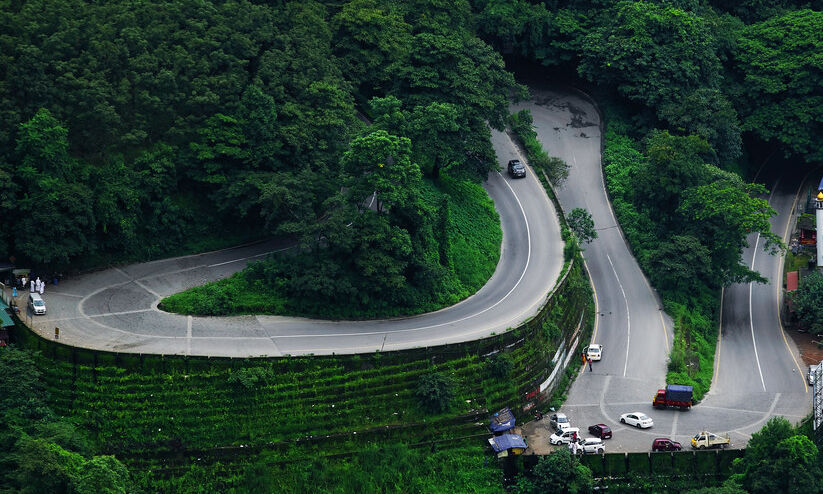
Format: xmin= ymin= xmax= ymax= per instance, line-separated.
xmin=160 ymin=175 xmax=501 ymax=318
xmin=21 ymin=221 xmax=592 ymax=492
xmin=32 ymin=343 xmax=540 ymax=490
xmin=601 ymin=106 xmax=720 ymax=401
xmin=508 ymin=109 xmax=569 ymax=187
xmin=134 ymin=441 xmax=502 ymax=493
xmin=23 ymin=257 xmax=592 ymax=491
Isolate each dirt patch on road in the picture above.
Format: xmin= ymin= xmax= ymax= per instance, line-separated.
xmin=787 ymin=330 xmax=823 ymax=366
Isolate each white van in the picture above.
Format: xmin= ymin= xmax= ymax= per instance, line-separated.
xmin=28 ymin=293 xmax=46 ymax=315
xmin=550 ymin=427 xmax=580 ymax=445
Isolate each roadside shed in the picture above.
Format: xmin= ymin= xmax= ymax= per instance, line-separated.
xmin=488 ymin=434 xmax=527 ymax=457
xmin=489 ymin=407 xmax=515 ymax=434
xmin=0 ymin=299 xmax=14 ymax=345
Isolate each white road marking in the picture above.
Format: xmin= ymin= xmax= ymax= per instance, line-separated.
xmin=749 ymin=233 xmax=768 ymax=392
xmin=747 ymin=179 xmax=779 ymax=393
xmin=208 ymin=251 xmax=276 ymax=268
xmin=606 ymin=253 xmax=631 ymax=377
xmin=670 ymin=409 xmax=679 ymax=438
xmin=88 ymin=308 xmax=154 ymax=318
xmin=186 ymin=316 xmax=192 ymax=355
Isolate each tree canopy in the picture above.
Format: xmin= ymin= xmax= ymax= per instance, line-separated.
xmin=0 ymin=0 xmax=518 ymax=274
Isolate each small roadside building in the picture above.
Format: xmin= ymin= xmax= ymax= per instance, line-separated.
xmin=0 ymin=299 xmax=15 ymax=345
xmin=488 ymin=434 xmax=527 ymax=458
xmin=489 ymin=407 xmax=515 ymax=434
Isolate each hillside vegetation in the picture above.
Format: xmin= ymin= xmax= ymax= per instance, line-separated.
xmin=10 ymin=259 xmax=591 ymax=491
xmin=0 ymin=0 xmax=520 ymax=316
xmin=475 ymin=0 xmax=823 ymax=398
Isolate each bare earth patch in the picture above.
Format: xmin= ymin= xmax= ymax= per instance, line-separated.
xmin=787 ymin=330 xmax=823 ymax=366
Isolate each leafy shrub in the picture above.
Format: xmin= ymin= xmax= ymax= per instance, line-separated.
xmin=416 ymin=372 xmax=457 ymax=414
xmin=227 ymin=366 xmax=274 ymax=390
xmin=485 ymin=354 xmax=513 ymax=378
xmin=508 ymin=109 xmax=569 ymax=185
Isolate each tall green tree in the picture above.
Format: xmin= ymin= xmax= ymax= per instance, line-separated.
xmin=333 ymin=0 xmax=412 ymax=92
xmin=732 ymin=10 xmax=823 ymax=162
xmin=790 ymin=271 xmax=823 ymax=334
xmin=678 ymin=168 xmax=781 ymax=285
xmin=566 ymin=208 xmax=597 ymax=245
xmin=14 ymin=109 xmax=95 ymax=267
xmin=578 ymin=1 xmax=722 ymax=108
xmin=515 ymin=448 xmax=593 ymax=494
xmin=728 ymin=417 xmax=823 ymax=494
xmin=657 ymin=88 xmax=743 ymax=165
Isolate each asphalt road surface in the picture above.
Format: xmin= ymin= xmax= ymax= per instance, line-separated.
xmin=519 ymin=88 xmax=811 ymax=453
xmin=22 ymin=131 xmax=565 ymax=357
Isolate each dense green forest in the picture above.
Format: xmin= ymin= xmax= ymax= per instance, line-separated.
xmin=475 ymin=0 xmax=823 ymax=398
xmin=4 ymin=0 xmax=823 ymax=491
xmin=0 ymin=0 xmax=520 ymax=316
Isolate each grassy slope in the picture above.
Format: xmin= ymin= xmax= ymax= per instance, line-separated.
xmin=601 ymin=110 xmax=718 ymax=400
xmin=26 ymin=259 xmax=591 ymax=491
xmin=35 ymin=343 xmax=535 ymax=491
xmin=160 ymin=176 xmax=502 ymax=318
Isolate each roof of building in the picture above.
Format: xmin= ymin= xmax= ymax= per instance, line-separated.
xmin=0 ymin=300 xmax=14 ymax=328
xmin=489 ymin=434 xmax=527 ymax=453
xmin=787 ymin=271 xmax=798 ymax=292
xmin=489 ymin=407 xmax=515 ymax=433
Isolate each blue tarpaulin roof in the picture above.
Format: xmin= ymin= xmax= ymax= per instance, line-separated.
xmin=489 ymin=407 xmax=515 ymax=433
xmin=489 ymin=434 xmax=527 ymax=453
xmin=0 ymin=300 xmax=13 ymax=328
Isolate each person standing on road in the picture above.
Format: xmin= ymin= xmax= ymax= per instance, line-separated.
xmin=581 ymin=352 xmax=586 ymax=366
xmin=38 ymin=281 xmax=44 ymax=295
xmin=30 ymin=279 xmax=34 ymax=292
xmin=588 ymin=358 xmax=593 ymax=372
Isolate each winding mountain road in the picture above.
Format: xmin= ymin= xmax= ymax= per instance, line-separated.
xmin=21 ymin=130 xmax=565 ymax=357
xmin=519 ymin=88 xmax=811 ymax=452
xmin=18 ymin=86 xmax=812 ymax=451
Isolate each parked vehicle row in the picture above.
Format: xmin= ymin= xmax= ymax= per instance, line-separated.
xmin=547 ymin=413 xmax=612 ymax=455
xmin=548 ymin=408 xmax=730 ymax=453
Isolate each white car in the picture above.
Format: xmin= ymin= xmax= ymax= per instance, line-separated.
xmin=569 ymin=437 xmax=605 ymax=455
xmin=550 ymin=412 xmax=571 ymax=431
xmin=549 ymin=427 xmax=580 ymax=445
xmin=620 ymin=412 xmax=653 ymax=429
xmin=586 ymin=344 xmax=602 ymax=361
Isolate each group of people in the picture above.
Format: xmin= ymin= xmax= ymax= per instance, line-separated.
xmin=19 ymin=275 xmax=45 ymax=295
xmin=581 ymin=352 xmax=593 ymax=371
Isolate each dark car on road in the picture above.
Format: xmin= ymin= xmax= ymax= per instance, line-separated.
xmin=588 ymin=424 xmax=612 ymax=439
xmin=652 ymin=438 xmax=682 ymax=452
xmin=507 ymin=159 xmax=526 ymax=178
